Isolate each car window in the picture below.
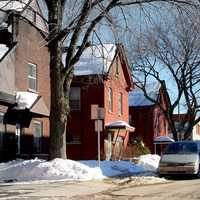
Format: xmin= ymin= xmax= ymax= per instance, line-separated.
xmin=164 ymin=142 xmax=198 ymax=154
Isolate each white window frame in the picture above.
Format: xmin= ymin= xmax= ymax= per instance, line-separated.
xmin=118 ymin=92 xmax=123 ymax=115
xmin=28 ymin=63 xmax=37 ymax=92
xmin=108 ymin=88 xmax=113 ymax=112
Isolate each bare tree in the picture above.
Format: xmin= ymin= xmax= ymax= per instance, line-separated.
xmin=1 ymin=0 xmax=199 ymax=158
xmin=129 ymin=9 xmax=200 ymax=141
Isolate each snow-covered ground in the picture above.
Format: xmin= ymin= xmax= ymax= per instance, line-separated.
xmin=0 ymin=154 xmax=161 ymax=184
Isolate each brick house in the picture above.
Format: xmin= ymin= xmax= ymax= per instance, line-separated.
xmin=128 ymin=83 xmax=170 ymax=154
xmin=173 ymin=114 xmax=200 ymax=141
xmin=65 ymin=44 xmax=134 ymax=160
xmin=0 ymin=0 xmax=50 ymax=161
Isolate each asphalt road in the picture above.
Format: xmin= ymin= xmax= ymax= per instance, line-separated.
xmin=0 ymin=177 xmax=199 ymax=199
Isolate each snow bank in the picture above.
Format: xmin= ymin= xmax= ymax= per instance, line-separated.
xmin=137 ymin=154 xmax=160 ymax=171
xmin=0 ymin=155 xmax=160 ymax=183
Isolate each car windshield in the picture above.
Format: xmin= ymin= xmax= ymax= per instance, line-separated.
xmin=164 ymin=142 xmax=198 ymax=154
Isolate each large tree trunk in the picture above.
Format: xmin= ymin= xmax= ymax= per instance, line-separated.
xmin=48 ymin=0 xmax=67 ymax=160
xmin=49 ymin=41 xmax=67 ymax=160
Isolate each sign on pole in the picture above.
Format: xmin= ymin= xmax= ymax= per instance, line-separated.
xmin=91 ymin=105 xmax=105 ymax=167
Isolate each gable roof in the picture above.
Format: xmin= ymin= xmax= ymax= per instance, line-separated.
xmin=129 ymin=82 xmax=160 ymax=107
xmin=0 ymin=0 xmax=30 ymax=12
xmin=62 ymin=44 xmax=116 ymax=76
xmin=62 ymin=43 xmax=133 ymax=89
xmin=0 ymin=0 xmax=48 ymax=33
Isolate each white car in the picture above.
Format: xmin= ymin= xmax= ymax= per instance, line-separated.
xmin=159 ymin=141 xmax=200 ymax=176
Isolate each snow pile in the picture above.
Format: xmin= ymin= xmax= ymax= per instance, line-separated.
xmin=0 ymin=158 xmax=103 ymax=183
xmin=137 ymin=154 xmax=160 ymax=171
xmin=0 ymin=155 xmax=160 ymax=183
xmin=16 ymin=91 xmax=38 ymax=109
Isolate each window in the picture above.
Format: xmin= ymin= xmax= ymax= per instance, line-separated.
xmin=118 ymin=92 xmax=123 ymax=115
xmin=33 ymin=121 xmax=43 ymax=154
xmin=69 ymin=87 xmax=81 ymax=111
xmin=28 ymin=63 xmax=37 ymax=92
xmin=66 ymin=132 xmax=81 ymax=144
xmin=108 ymin=88 xmax=113 ymax=112
xmin=116 ymin=56 xmax=119 ymax=76
xmin=0 ymin=113 xmax=5 ymax=150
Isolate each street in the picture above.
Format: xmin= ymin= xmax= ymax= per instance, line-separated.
xmin=0 ymin=177 xmax=199 ymax=200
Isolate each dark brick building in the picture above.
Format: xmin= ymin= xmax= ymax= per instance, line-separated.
xmin=0 ymin=0 xmax=50 ymax=161
xmin=128 ymin=83 xmax=169 ymax=153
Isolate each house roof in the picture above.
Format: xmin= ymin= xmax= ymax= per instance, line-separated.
xmin=105 ymin=120 xmax=135 ymax=132
xmin=62 ymin=44 xmax=116 ymax=76
xmin=0 ymin=0 xmax=48 ymax=33
xmin=15 ymin=91 xmax=49 ymax=117
xmin=0 ymin=0 xmax=29 ymax=12
xmin=129 ymin=82 xmax=160 ymax=107
xmin=62 ymin=43 xmax=133 ymax=89
xmin=154 ymin=136 xmax=174 ymax=144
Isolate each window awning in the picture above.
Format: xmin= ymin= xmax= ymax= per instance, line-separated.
xmin=154 ymin=136 xmax=174 ymax=144
xmin=105 ymin=120 xmax=135 ymax=132
xmin=15 ymin=91 xmax=49 ymax=117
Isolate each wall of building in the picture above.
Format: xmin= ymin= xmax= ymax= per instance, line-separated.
xmin=67 ymin=77 xmax=104 ymax=160
xmin=129 ymin=106 xmax=155 ymax=152
xmin=0 ymin=16 xmax=50 ymax=161
xmin=14 ymin=18 xmax=50 ymax=157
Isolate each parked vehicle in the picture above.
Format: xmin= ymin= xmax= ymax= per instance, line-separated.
xmin=159 ymin=141 xmax=200 ymax=176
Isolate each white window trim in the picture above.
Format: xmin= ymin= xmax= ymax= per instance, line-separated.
xmin=118 ymin=92 xmax=123 ymax=116
xmin=28 ymin=63 xmax=37 ymax=92
xmin=108 ymin=88 xmax=113 ymax=112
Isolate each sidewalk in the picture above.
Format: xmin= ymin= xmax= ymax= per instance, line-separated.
xmin=0 ymin=175 xmax=167 ymax=200
xmin=0 ymin=180 xmax=116 ymax=200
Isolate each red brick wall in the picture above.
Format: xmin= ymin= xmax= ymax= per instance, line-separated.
xmin=129 ymin=105 xmax=169 ymax=153
xmin=67 ymin=78 xmax=104 ymax=160
xmin=129 ymin=106 xmax=155 ymax=152
xmin=104 ymin=54 xmax=129 ymax=124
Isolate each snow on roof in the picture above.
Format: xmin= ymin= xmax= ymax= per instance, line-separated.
xmin=129 ymin=82 xmax=160 ymax=107
xmin=154 ymin=136 xmax=175 ymax=143
xmin=0 ymin=44 xmax=8 ymax=59
xmin=16 ymin=91 xmax=38 ymax=109
xmin=0 ymin=154 xmax=160 ymax=183
xmin=0 ymin=0 xmax=29 ymax=11
xmin=105 ymin=120 xmax=135 ymax=131
xmin=62 ymin=44 xmax=116 ymax=76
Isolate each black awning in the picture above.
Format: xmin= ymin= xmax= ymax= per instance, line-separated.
xmin=4 ymin=108 xmax=32 ymax=127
